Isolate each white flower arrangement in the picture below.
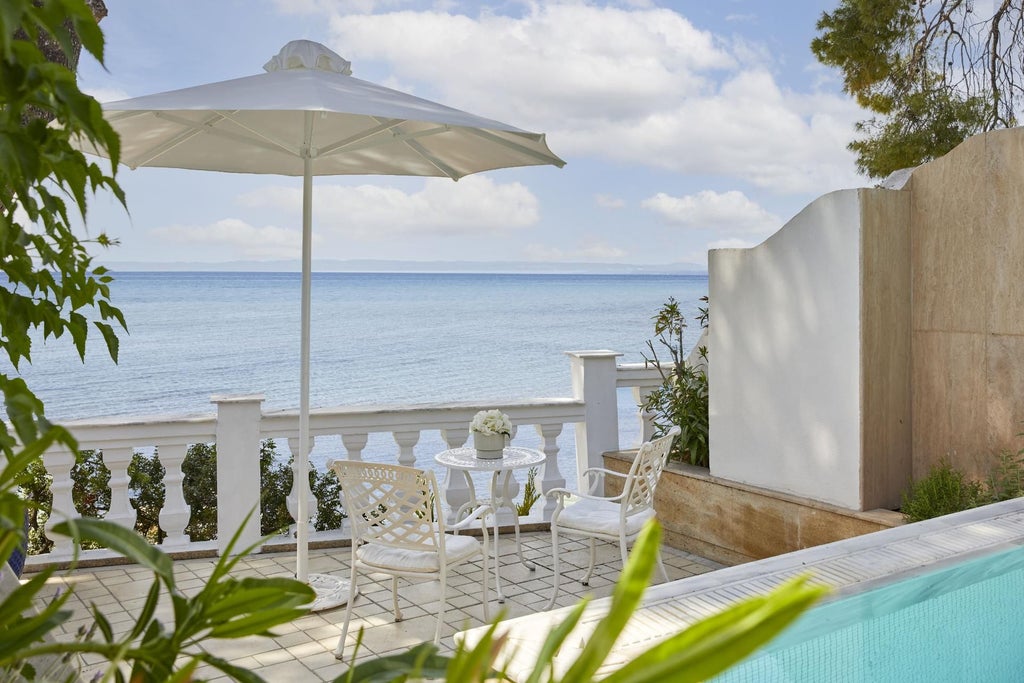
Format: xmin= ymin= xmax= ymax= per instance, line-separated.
xmin=470 ymin=409 xmax=512 ymax=436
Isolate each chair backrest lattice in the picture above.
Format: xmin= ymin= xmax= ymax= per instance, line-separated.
xmin=622 ymin=429 xmax=677 ymax=520
xmin=331 ymin=461 xmax=445 ymax=553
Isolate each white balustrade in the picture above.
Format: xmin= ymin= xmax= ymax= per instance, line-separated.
xmin=25 ymin=349 xmax=670 ymax=568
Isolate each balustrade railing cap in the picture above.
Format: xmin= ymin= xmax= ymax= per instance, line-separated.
xmin=564 ymin=350 xmax=623 ymax=359
xmin=210 ymin=393 xmax=266 ymax=404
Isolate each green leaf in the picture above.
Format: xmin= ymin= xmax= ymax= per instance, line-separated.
xmin=561 ymin=521 xmax=661 ymax=683
xmin=335 ymin=642 xmax=450 ymax=683
xmin=601 ymin=576 xmax=827 ymax=683
xmin=51 ymin=518 xmax=174 ymax=584
xmin=522 ymin=599 xmax=589 ymax=683
xmin=93 ymin=320 xmax=119 ymax=363
xmin=194 ymin=653 xmax=267 ymax=683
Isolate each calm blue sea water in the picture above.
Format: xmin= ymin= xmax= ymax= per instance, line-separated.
xmin=17 ymin=271 xmax=708 ymax=473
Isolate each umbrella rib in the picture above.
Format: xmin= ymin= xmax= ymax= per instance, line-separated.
xmin=130 ymin=112 xmax=227 ymax=167
xmin=318 ymin=124 xmax=451 ymax=157
xmin=217 ymin=110 xmax=303 ymax=157
xmin=402 ymin=137 xmax=461 ymax=179
xmin=152 ymin=111 xmax=301 ymax=158
xmin=316 ymin=118 xmax=405 ymax=156
xmin=462 ymin=127 xmax=567 ymax=167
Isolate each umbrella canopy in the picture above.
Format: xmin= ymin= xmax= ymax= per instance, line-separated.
xmin=83 ymin=40 xmax=564 ymax=604
xmin=93 ymin=40 xmax=562 ymax=179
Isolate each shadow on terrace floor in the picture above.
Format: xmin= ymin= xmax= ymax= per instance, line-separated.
xmin=29 ymin=530 xmax=723 ymax=682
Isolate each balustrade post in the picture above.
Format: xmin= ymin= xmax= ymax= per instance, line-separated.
xmin=567 ymin=350 xmax=623 ymax=491
xmin=158 ymin=444 xmax=191 ymax=548
xmin=102 ymin=446 xmax=136 ymax=532
xmin=393 ymin=431 xmax=420 ymax=467
xmin=287 ymin=435 xmax=318 ymax=532
xmin=340 ymin=432 xmax=368 ymax=461
xmin=439 ymin=428 xmax=470 ymax=523
xmin=212 ymin=394 xmax=264 ymax=555
xmin=632 ymin=385 xmax=658 ymax=442
xmin=536 ymin=423 xmax=564 ymax=520
xmin=43 ymin=444 xmax=76 ymax=558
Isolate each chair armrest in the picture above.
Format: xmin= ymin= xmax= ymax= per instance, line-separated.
xmin=544 ymin=487 xmax=624 ymax=504
xmin=579 ymin=466 xmax=628 ymax=495
xmin=448 ymin=503 xmax=494 ymax=532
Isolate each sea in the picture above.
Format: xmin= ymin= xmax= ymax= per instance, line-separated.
xmin=17 ymin=271 xmax=709 ymax=479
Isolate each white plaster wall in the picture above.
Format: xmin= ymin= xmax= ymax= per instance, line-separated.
xmin=708 ymin=189 xmax=863 ymax=509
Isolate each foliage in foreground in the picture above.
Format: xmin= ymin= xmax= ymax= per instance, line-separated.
xmin=0 ymin=4 xmax=316 ymax=681
xmin=642 ymin=296 xmax=710 ymax=467
xmin=811 ymin=0 xmax=1017 ymax=178
xmin=2 ymin=513 xmax=314 ymax=682
xmin=338 ymin=520 xmax=826 ymax=683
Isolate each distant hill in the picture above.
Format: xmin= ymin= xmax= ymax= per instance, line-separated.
xmin=99 ymin=258 xmax=708 ymax=275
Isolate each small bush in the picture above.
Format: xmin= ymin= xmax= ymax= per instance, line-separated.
xmin=642 ymin=296 xmax=710 ymax=467
xmin=901 ymin=459 xmax=986 ymax=522
xmin=986 ymin=447 xmax=1024 ymax=503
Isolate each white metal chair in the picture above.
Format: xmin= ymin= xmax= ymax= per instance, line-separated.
xmin=544 ymin=426 xmax=681 ymax=610
xmin=330 ymin=460 xmax=492 ymax=658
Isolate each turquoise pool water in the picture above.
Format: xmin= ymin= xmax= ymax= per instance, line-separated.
xmin=715 ymin=544 xmax=1024 ymax=682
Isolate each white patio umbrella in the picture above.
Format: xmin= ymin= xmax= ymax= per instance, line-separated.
xmin=80 ymin=40 xmax=564 ymax=607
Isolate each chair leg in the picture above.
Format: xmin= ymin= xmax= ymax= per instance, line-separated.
xmin=434 ymin=573 xmax=446 ymax=645
xmin=581 ymin=538 xmax=596 ymax=586
xmin=391 ymin=576 xmax=403 ymax=622
xmin=480 ymin=544 xmax=490 ymax=622
xmin=620 ymin=536 xmax=630 ymax=571
xmin=334 ymin=563 xmax=360 ymax=660
xmin=545 ymin=525 xmax=561 ymax=611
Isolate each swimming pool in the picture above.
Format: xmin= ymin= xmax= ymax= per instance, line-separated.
xmin=715 ymin=544 xmax=1024 ymax=682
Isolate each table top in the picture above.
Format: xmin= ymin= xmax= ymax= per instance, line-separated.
xmin=434 ymin=446 xmax=546 ymax=471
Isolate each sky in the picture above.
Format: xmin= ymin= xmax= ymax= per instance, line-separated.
xmin=75 ymin=0 xmax=868 ymax=270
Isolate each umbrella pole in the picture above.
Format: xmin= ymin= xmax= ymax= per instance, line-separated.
xmin=296 ymin=115 xmax=353 ymax=612
xmin=297 ymin=150 xmax=312 ymax=583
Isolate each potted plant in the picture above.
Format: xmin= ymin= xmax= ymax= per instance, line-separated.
xmin=470 ymin=409 xmax=512 ymax=459
xmin=642 ymin=296 xmax=710 ymax=467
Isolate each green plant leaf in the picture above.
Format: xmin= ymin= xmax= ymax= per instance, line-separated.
xmin=561 ymin=521 xmax=661 ymax=683
xmin=601 ymin=576 xmax=827 ymax=683
xmin=334 ymin=642 xmax=450 ymax=683
xmin=51 ymin=518 xmax=173 ymax=583
xmin=522 ymin=599 xmax=589 ymax=683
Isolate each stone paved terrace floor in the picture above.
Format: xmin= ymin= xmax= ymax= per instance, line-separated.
xmin=28 ymin=531 xmax=723 ymax=682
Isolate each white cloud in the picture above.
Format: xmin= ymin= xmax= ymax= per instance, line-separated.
xmin=238 ymin=175 xmax=540 ymax=239
xmin=523 ymin=240 xmax=628 ymax=261
xmin=326 ymin=4 xmax=733 ymax=124
xmin=316 ymin=3 xmax=866 ymax=195
xmin=642 ymin=190 xmax=780 ymax=234
xmin=151 ymin=219 xmax=310 ymax=259
xmin=595 ymin=193 xmax=626 ymax=209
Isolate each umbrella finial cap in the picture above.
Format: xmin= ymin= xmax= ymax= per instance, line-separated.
xmin=264 ymin=40 xmax=352 ymax=75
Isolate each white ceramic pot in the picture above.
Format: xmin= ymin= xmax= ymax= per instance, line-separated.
xmin=473 ymin=431 xmax=506 ymax=459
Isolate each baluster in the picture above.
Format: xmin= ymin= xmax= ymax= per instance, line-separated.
xmin=494 ymin=424 xmax=522 ymax=527
xmin=158 ymin=443 xmax=190 ymax=547
xmin=44 ymin=444 xmax=76 ymax=558
xmin=341 ymin=432 xmax=368 ymax=461
xmin=633 ymin=385 xmax=658 ymax=443
xmin=286 ymin=436 xmax=318 ymax=528
xmin=536 ymin=423 xmax=565 ymax=521
xmin=440 ymin=428 xmax=470 ymax=523
xmin=393 ymin=431 xmax=419 ymax=467
xmin=103 ymin=446 xmax=136 ymax=531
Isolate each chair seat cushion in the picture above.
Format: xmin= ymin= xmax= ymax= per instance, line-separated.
xmin=357 ymin=533 xmax=481 ymax=573
xmin=557 ymin=499 xmax=654 ymax=537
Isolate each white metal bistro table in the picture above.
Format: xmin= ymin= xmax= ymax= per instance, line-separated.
xmin=435 ymin=446 xmax=546 ymax=602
